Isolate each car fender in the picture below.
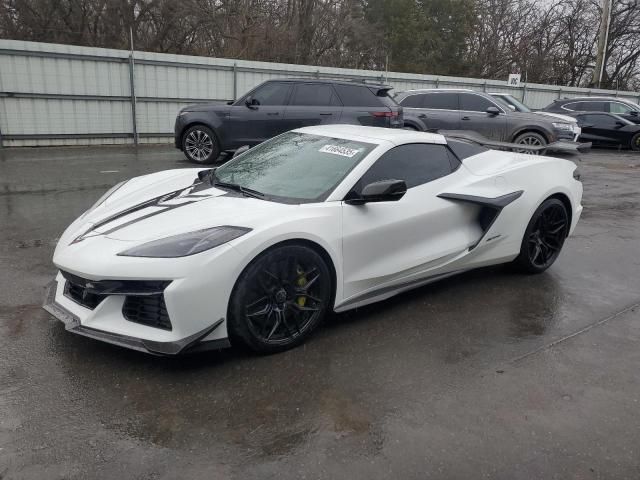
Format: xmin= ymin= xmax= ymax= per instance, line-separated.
xmin=227 ymin=213 xmax=345 ymax=308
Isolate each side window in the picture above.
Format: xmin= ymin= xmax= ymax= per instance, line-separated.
xmin=400 ymin=94 xmax=424 ymax=108
xmin=564 ymin=101 xmax=604 ymax=112
xmin=609 ymin=102 xmax=633 ymax=114
xmin=334 ymin=85 xmax=382 ymax=107
xmin=250 ymin=82 xmax=292 ymax=106
xmin=423 ymin=93 xmax=458 ymax=110
xmin=582 ymin=114 xmax=616 ymax=127
xmin=355 ymin=143 xmax=453 ymax=191
xmin=290 ymin=84 xmax=341 ymax=107
xmin=459 ymin=93 xmax=497 ymax=112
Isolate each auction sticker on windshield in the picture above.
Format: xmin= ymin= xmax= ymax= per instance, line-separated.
xmin=319 ymin=145 xmax=361 ymax=158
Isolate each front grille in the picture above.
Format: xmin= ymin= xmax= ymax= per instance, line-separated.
xmin=122 ymin=295 xmax=172 ymax=331
xmin=64 ymin=278 xmax=106 ymax=310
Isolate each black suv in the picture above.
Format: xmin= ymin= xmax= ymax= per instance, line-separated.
xmin=542 ymin=97 xmax=640 ymax=125
xmin=174 ymin=79 xmax=403 ymax=163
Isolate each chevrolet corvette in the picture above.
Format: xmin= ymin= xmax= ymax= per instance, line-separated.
xmin=44 ymin=125 xmax=583 ymax=355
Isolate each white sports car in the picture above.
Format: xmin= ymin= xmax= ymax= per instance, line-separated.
xmin=44 ymin=125 xmax=583 ymax=355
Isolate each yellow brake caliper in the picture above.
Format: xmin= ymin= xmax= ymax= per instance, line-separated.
xmin=296 ymin=265 xmax=307 ymax=307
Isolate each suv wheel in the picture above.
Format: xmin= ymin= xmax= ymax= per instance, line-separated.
xmin=514 ymin=132 xmax=547 ymax=156
xmin=631 ymin=133 xmax=640 ymax=151
xmin=182 ymin=125 xmax=220 ymax=164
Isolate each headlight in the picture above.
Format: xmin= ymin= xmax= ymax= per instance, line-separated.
xmin=82 ymin=181 xmax=127 ymax=217
xmin=552 ymin=122 xmax=573 ymax=131
xmin=117 ymin=226 xmax=251 ymax=258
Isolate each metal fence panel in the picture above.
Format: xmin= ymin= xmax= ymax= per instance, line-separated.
xmin=1 ymin=39 xmax=639 ymax=147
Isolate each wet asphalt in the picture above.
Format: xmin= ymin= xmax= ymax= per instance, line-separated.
xmin=0 ymin=145 xmax=639 ymax=479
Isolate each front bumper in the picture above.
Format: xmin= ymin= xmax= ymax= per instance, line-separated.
xmin=43 ymin=275 xmax=230 ymax=355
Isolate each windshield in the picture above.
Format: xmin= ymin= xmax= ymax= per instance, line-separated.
xmin=214 ymin=132 xmax=377 ymax=203
xmin=494 ymin=94 xmax=532 ymax=113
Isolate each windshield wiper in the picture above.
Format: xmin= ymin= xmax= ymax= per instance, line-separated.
xmin=208 ymin=170 xmax=265 ymax=199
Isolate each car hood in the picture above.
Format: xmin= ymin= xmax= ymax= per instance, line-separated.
xmin=180 ymin=102 xmax=231 ymax=113
xmin=535 ymin=112 xmax=577 ymax=124
xmin=504 ymin=111 xmax=556 ymax=124
xmin=62 ymin=169 xmax=296 ymax=244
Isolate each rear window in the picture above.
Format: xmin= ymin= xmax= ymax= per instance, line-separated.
xmin=290 ymin=84 xmax=342 ymax=106
xmin=447 ymin=139 xmax=488 ymax=159
xmin=335 ymin=85 xmax=385 ymax=107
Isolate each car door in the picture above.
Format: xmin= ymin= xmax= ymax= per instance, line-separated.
xmin=341 ymin=143 xmax=483 ymax=302
xmin=459 ymin=93 xmax=507 ymax=140
xmin=283 ymin=83 xmax=343 ymax=129
xmin=224 ymin=82 xmax=292 ymax=147
xmin=576 ymin=113 xmax=623 ymax=146
xmin=607 ymin=101 xmax=640 ymax=125
xmin=418 ymin=92 xmax=461 ymax=131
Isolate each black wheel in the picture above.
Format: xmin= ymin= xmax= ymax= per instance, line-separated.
xmin=228 ymin=244 xmax=332 ymax=354
xmin=182 ymin=125 xmax=220 ymax=164
xmin=514 ymin=198 xmax=569 ymax=273
xmin=514 ymin=132 xmax=547 ymax=155
xmin=631 ymin=133 xmax=640 ymax=151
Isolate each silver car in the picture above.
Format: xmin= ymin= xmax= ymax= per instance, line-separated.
xmin=396 ymin=88 xmax=576 ymax=148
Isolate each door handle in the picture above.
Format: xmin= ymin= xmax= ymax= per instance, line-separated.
xmin=267 ymin=112 xmax=280 ymax=116
xmin=461 ymin=116 xmax=471 ymax=121
xmin=320 ymin=113 xmax=333 ymax=116
xmin=418 ymin=114 xmax=427 ymax=119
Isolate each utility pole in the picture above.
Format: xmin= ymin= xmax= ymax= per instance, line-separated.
xmin=128 ymin=26 xmax=139 ymax=145
xmin=593 ymin=0 xmax=612 ymax=89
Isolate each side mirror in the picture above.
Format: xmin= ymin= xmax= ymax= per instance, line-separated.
xmin=486 ymin=106 xmax=501 ymax=115
xmin=615 ymin=121 xmax=625 ymax=128
xmin=346 ymin=179 xmax=407 ymax=205
xmin=245 ymin=96 xmax=259 ymax=109
xmin=226 ymin=100 xmax=234 ymax=105
xmin=630 ymin=111 xmax=639 ymax=117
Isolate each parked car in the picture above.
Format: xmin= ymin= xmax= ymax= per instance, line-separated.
xmin=395 ymin=89 xmax=575 ymax=149
xmin=174 ymin=79 xmax=403 ymax=163
xmin=44 ymin=125 xmax=583 ymax=355
xmin=568 ymin=112 xmax=640 ymax=150
xmin=490 ymin=93 xmax=581 ymax=141
xmin=542 ymin=97 xmax=640 ymax=125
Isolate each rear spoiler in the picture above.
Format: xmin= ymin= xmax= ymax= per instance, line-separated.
xmin=435 ymin=130 xmax=591 ymax=155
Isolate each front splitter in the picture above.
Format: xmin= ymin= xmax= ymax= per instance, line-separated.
xmin=43 ymin=280 xmax=230 ymax=355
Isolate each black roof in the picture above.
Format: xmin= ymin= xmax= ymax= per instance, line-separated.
xmin=554 ymin=96 xmax=636 ymax=103
xmin=263 ymin=78 xmax=392 ymax=89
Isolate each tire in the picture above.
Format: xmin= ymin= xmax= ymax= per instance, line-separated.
xmin=227 ymin=244 xmax=332 ymax=354
xmin=631 ymin=133 xmax=640 ymax=151
xmin=513 ymin=131 xmax=547 ymax=156
xmin=181 ymin=125 xmax=220 ymax=164
xmin=513 ymin=198 xmax=569 ymax=274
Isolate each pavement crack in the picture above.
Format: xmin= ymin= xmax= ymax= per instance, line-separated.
xmin=507 ymin=300 xmax=640 ymax=365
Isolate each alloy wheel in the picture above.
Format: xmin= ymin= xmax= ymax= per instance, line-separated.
xmin=527 ymin=203 xmax=568 ymax=268
xmin=185 ymin=129 xmax=214 ymax=162
xmin=516 ymin=134 xmax=544 ymax=155
xmin=243 ymin=253 xmax=329 ymax=345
